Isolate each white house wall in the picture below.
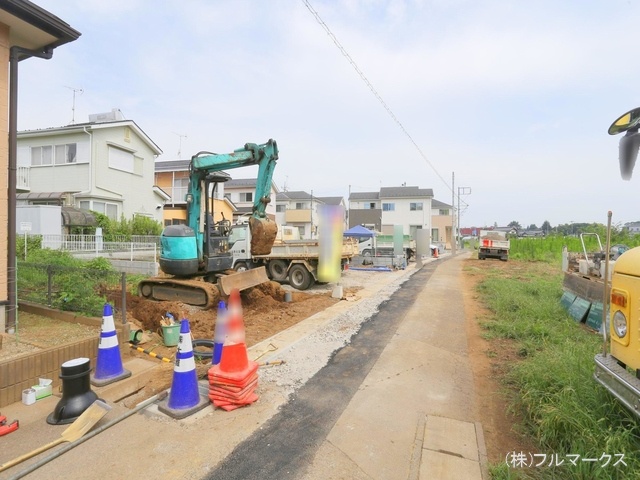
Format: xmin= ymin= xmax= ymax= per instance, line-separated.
xmin=91 ymin=126 xmax=162 ymax=221
xmin=17 ymin=133 xmax=91 ymax=192
xmin=381 ymin=198 xmax=432 ymax=235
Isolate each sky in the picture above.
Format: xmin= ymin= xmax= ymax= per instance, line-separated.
xmin=16 ymin=0 xmax=640 ymax=229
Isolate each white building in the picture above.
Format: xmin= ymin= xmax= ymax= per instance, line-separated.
xmin=17 ymin=109 xmax=166 ymax=227
xmin=349 ymin=185 xmax=434 ymax=238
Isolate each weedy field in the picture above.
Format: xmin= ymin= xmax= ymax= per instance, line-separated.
xmin=466 ymin=250 xmax=640 ymax=480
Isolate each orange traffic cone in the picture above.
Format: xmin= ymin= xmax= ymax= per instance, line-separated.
xmin=208 ymin=289 xmax=259 ymax=411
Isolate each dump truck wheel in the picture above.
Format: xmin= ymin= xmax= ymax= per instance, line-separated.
xmin=289 ymin=264 xmax=312 ymax=290
xmin=268 ymin=260 xmax=288 ymax=281
xmin=234 ymin=262 xmax=249 ymax=272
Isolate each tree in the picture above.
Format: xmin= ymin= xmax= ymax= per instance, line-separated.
xmin=541 ymin=220 xmax=551 ymax=234
xmin=527 ymin=224 xmax=538 ymax=231
xmin=508 ymin=221 xmax=521 ymax=230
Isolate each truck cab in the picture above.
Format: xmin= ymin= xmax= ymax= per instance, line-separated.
xmin=594 ymin=246 xmax=640 ymax=417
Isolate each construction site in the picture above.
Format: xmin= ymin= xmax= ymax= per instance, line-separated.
xmin=0 ymin=252 xmax=501 ymax=480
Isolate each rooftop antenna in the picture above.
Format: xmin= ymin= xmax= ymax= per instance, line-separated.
xmin=173 ymin=132 xmax=187 ymax=157
xmin=64 ymin=86 xmax=83 ymax=124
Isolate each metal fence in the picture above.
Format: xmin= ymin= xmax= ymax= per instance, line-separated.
xmin=17 ymin=262 xmax=128 ymax=323
xmin=19 ymin=234 xmax=159 ymax=262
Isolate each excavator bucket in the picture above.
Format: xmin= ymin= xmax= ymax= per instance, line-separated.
xmin=217 ymin=266 xmax=270 ymax=297
xmin=249 ymin=216 xmax=278 ymax=256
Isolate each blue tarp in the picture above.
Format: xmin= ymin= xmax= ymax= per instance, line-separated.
xmin=343 ymin=225 xmax=375 ymax=238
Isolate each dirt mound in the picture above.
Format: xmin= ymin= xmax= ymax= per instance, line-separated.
xmin=129 ymin=281 xmax=336 ymax=344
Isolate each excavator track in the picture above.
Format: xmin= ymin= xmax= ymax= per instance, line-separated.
xmin=138 ymin=267 xmax=270 ymax=308
xmin=138 ymin=278 xmax=221 ymax=309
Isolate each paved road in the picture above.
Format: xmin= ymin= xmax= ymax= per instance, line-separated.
xmin=206 ymin=261 xmax=441 ymax=479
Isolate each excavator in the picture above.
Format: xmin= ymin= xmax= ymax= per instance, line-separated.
xmin=138 ymin=139 xmax=279 ymax=308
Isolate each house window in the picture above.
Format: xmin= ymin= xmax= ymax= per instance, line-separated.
xmin=31 ymin=143 xmax=77 ymax=166
xmin=297 ymin=226 xmax=305 ymax=238
xmin=276 ymin=205 xmax=286 ymax=212
xmin=239 ymin=192 xmax=253 ymax=202
xmin=108 ymin=145 xmax=135 ymax=172
xmin=368 ymin=202 xmax=376 ymax=209
xmin=55 ymin=144 xmax=77 ymax=164
xmin=439 ymin=209 xmax=449 ymax=216
xmin=382 ymin=203 xmax=395 ymax=212
xmin=31 ymin=146 xmax=51 ymax=165
xmin=89 ymin=201 xmax=118 ymax=220
xmin=432 ymin=228 xmax=439 ymax=241
xmin=173 ymin=178 xmax=189 ymax=202
xmin=410 ymin=202 xmax=423 ymax=211
xmin=296 ymin=202 xmax=305 ymax=209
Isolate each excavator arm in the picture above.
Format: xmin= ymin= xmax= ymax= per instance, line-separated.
xmin=187 ymin=139 xmax=279 ymax=257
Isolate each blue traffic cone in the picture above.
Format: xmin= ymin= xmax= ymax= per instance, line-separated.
xmin=91 ymin=303 xmax=131 ymax=387
xmin=159 ymin=318 xmax=210 ymax=419
xmin=212 ymin=300 xmax=227 ymax=366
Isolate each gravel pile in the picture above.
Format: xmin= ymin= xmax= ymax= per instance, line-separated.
xmin=258 ymin=266 xmax=418 ymax=397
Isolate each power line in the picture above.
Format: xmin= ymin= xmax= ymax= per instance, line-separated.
xmin=301 ymin=0 xmax=467 ymax=209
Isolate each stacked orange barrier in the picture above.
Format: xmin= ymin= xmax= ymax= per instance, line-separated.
xmin=207 ymin=289 xmax=259 ymax=411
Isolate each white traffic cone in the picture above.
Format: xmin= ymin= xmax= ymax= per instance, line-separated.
xmin=158 ymin=318 xmax=210 ymax=419
xmin=91 ymin=303 xmax=131 ymax=386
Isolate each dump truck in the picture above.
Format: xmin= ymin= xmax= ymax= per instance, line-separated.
xmin=138 ymin=140 xmax=279 ymax=308
xmin=229 ymin=222 xmax=359 ymax=290
xmin=478 ymin=230 xmax=510 ymax=261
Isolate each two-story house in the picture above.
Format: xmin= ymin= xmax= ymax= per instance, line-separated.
xmin=2 ymin=0 xmax=80 ymax=333
xmin=224 ymin=177 xmax=278 ymax=224
xmin=349 ymin=185 xmax=434 ymax=236
xmin=17 ymin=109 xmax=166 ymax=224
xmin=154 ymin=159 xmax=235 ymax=226
xmin=431 ymin=199 xmax=454 ymax=249
xmin=275 ymin=191 xmax=347 ymax=239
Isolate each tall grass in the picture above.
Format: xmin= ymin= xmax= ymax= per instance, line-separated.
xmin=508 ymin=234 xmax=640 ymax=263
xmin=476 ymin=262 xmax=640 ymax=480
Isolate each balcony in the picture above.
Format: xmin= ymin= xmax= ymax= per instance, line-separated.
xmin=167 ymin=186 xmax=188 ymax=205
xmin=285 ymin=209 xmax=312 ymax=223
xmin=17 ymin=166 xmax=30 ymax=192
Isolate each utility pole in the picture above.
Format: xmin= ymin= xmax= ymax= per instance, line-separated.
xmin=451 ymin=172 xmax=456 ymax=255
xmin=457 ymin=186 xmax=471 ymax=249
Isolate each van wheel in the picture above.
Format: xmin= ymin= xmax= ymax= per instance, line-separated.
xmin=289 ymin=264 xmax=313 ymax=290
xmin=362 ymin=249 xmax=372 ymax=258
xmin=268 ymin=260 xmax=288 ymax=281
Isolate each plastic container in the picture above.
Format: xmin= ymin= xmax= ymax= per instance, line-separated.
xmin=161 ymin=324 xmax=181 ymax=347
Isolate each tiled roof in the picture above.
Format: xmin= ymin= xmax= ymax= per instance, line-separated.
xmin=225 ymin=178 xmax=257 ymax=187
xmin=349 ymin=191 xmax=379 ymax=200
xmin=379 ymin=186 xmax=433 ymax=198
xmin=277 ymin=191 xmax=312 ymax=201
xmin=155 ymin=160 xmax=191 ymax=172
xmin=317 ymin=196 xmax=343 ymax=205
xmin=431 ymin=199 xmax=452 ymax=208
